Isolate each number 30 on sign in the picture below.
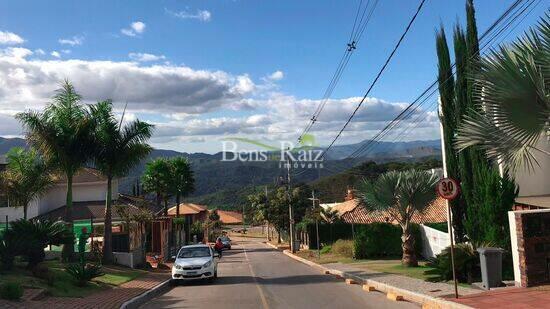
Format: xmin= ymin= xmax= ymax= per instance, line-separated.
xmin=436 ymin=178 xmax=460 ymax=200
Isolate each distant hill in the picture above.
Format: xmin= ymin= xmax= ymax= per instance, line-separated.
xmin=0 ymin=136 xmax=441 ymax=208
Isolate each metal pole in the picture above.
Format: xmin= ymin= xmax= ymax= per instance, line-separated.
xmin=439 ymin=100 xmax=458 ymax=299
xmin=286 ymin=153 xmax=295 ymax=253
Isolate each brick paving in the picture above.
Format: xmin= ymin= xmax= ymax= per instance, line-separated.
xmin=0 ymin=271 xmax=169 ymax=309
xmin=450 ymin=285 xmax=550 ymax=309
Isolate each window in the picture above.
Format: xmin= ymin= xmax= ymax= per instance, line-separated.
xmin=178 ymin=247 xmax=211 ymax=258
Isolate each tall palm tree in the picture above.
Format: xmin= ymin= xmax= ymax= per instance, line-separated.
xmin=359 ymin=170 xmax=438 ymax=267
xmin=16 ymin=80 xmax=96 ymax=258
xmin=456 ymin=14 xmax=550 ymax=172
xmin=0 ymin=147 xmax=53 ymax=219
xmin=90 ymin=100 xmax=153 ymax=263
xmin=170 ymin=157 xmax=195 ymax=218
xmin=141 ymin=158 xmax=172 ymax=215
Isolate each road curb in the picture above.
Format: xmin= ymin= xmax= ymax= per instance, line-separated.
xmin=264 ymin=241 xmax=280 ymax=250
xmin=119 ymin=278 xmax=172 ymax=309
xmin=281 ymin=249 xmax=472 ymax=309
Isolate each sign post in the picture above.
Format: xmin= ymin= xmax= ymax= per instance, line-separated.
xmin=436 ymin=177 xmax=460 ymax=299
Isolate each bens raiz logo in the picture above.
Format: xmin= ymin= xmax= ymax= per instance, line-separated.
xmin=221 ymin=134 xmax=324 ymax=169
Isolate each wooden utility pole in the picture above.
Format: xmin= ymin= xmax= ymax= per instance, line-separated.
xmin=309 ymin=190 xmax=320 ymax=259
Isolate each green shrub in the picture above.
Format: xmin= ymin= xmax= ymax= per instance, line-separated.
xmin=320 ymin=245 xmax=332 ymax=254
xmin=0 ymin=282 xmax=24 ymax=300
xmin=425 ymin=242 xmax=488 ymax=283
xmin=65 ymin=263 xmax=104 ymax=287
xmin=354 ymin=223 xmax=422 ymax=259
xmin=424 ymin=222 xmax=448 ymax=233
xmin=332 ymin=240 xmax=354 ymax=258
xmin=32 ymin=263 xmax=55 ymax=286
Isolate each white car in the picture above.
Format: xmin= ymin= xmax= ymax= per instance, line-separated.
xmin=171 ymin=244 xmax=219 ymax=283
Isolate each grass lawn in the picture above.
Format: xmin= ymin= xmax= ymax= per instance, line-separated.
xmin=0 ymin=260 xmax=146 ymax=298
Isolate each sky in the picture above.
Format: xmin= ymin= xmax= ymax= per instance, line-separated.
xmin=0 ymin=0 xmax=547 ymax=154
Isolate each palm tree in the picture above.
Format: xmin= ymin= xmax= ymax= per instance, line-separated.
xmin=359 ymin=170 xmax=438 ymax=267
xmin=0 ymin=147 xmax=53 ymax=219
xmin=170 ymin=157 xmax=194 ymax=246
xmin=321 ymin=207 xmax=339 ymax=244
xmin=456 ymin=15 xmax=549 ymax=172
xmin=90 ymin=100 xmax=153 ymax=263
xmin=141 ymin=158 xmax=172 ymax=215
xmin=16 ymin=81 xmax=96 ymax=259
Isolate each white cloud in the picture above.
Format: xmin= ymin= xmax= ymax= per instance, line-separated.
xmin=128 ymin=52 xmax=166 ymax=62
xmin=61 ymin=49 xmax=71 ymax=54
xmin=268 ymin=70 xmax=284 ymax=81
xmin=34 ymin=49 xmax=46 ymax=55
xmin=0 ymin=31 xmax=24 ymax=45
xmin=165 ymin=8 xmax=212 ymax=22
xmin=58 ymin=35 xmax=84 ymax=46
xmin=0 ymin=49 xmax=256 ymax=115
xmin=121 ymin=21 xmax=146 ymax=37
xmin=50 ymin=51 xmax=61 ymax=58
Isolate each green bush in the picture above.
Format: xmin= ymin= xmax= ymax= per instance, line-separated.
xmin=32 ymin=263 xmax=55 ymax=286
xmin=320 ymin=245 xmax=332 ymax=254
xmin=424 ymin=222 xmax=448 ymax=233
xmin=0 ymin=282 xmax=24 ymax=300
xmin=65 ymin=263 xmax=104 ymax=287
xmin=307 ymin=222 xmax=354 ymax=249
xmin=332 ymin=240 xmax=354 ymax=258
xmin=354 ymin=223 xmax=422 ymax=259
xmin=425 ymin=242 xmax=483 ymax=283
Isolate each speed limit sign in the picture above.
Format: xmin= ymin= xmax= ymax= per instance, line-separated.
xmin=436 ymin=178 xmax=460 ymax=200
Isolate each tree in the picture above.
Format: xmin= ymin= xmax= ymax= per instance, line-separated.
xmin=141 ymin=158 xmax=172 ymax=215
xmin=16 ymin=81 xmax=96 ymax=259
xmin=170 ymin=157 xmax=195 ymax=217
xmin=0 ymin=148 xmax=53 ymax=219
xmin=90 ymin=100 xmax=153 ymax=264
xmin=360 ymin=170 xmax=438 ymax=267
xmin=456 ymin=14 xmax=550 ymax=172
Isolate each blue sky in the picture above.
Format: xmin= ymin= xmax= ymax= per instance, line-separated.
xmin=0 ymin=0 xmax=547 ymax=153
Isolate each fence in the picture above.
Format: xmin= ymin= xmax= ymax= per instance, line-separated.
xmin=418 ymin=224 xmax=450 ymax=258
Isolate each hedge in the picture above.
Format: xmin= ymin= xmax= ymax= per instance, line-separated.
xmin=307 ymin=222 xmax=422 ymax=259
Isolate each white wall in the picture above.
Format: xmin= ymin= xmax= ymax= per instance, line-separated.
xmin=419 ymin=224 xmax=450 ymax=258
xmin=0 ymin=178 xmax=119 ymax=222
xmin=513 ymin=138 xmax=550 ymax=197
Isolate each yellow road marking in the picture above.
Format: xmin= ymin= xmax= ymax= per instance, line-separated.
xmin=242 ymin=241 xmax=270 ymax=309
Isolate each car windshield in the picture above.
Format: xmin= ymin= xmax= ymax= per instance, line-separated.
xmin=178 ymin=247 xmax=211 ymax=258
xmin=220 ymin=236 xmax=230 ymax=241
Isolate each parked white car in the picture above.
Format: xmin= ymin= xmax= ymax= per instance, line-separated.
xmin=171 ymin=244 xmax=219 ymax=283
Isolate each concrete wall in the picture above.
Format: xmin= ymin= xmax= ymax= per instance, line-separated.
xmin=113 ymin=250 xmax=143 ymax=268
xmin=419 ymin=224 xmax=450 ymax=258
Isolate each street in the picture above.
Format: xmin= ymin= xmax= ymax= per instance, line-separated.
xmin=142 ymin=238 xmax=418 ymax=309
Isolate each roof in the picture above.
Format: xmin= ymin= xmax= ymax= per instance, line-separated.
xmin=330 ymin=199 xmax=361 ymax=216
xmin=167 ymin=203 xmax=208 ymax=216
xmin=516 ymin=195 xmax=550 ymax=209
xmin=52 ymin=168 xmax=107 ymax=184
xmin=340 ymin=197 xmax=447 ymax=225
xmin=35 ymin=199 xmax=145 ymax=222
xmin=216 ymin=210 xmax=242 ymax=224
xmin=118 ymin=193 xmax=160 ymax=213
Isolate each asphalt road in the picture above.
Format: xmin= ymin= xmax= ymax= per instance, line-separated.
xmin=141 ymin=238 xmax=419 ymax=309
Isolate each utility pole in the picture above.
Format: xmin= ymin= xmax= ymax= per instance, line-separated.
xmin=286 ymin=151 xmax=296 ymax=253
xmin=309 ymin=190 xmax=320 ymax=259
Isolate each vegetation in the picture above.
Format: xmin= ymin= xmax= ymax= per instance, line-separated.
xmin=65 ymin=263 xmax=105 ymax=287
xmin=16 ymin=81 xmax=96 ymax=259
xmin=0 ymin=282 xmax=23 ymax=300
xmin=353 ymin=223 xmax=422 ymax=259
xmin=456 ymin=14 xmax=549 ymax=172
xmin=425 ymin=242 xmax=488 ymax=284
xmin=0 ymin=219 xmax=73 ymax=269
xmin=141 ymin=158 xmax=173 ymax=215
xmin=0 ymin=147 xmax=53 ymax=219
xmin=90 ymin=100 xmax=153 ymax=264
xmin=359 ymin=170 xmax=438 ymax=266
xmin=169 ymin=157 xmax=195 ymax=245
xmin=331 ymin=239 xmax=354 ymax=258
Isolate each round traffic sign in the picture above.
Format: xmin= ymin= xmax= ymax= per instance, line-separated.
xmin=436 ymin=178 xmax=460 ymax=200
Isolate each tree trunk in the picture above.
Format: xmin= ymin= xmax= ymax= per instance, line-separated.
xmin=277 ymin=229 xmax=281 ymax=244
xmin=62 ymin=174 xmax=75 ymax=261
xmin=23 ymin=204 xmax=28 ymax=220
xmin=401 ymin=226 xmax=418 ymax=267
xmin=176 ymin=193 xmax=180 ymax=248
xmin=103 ymin=176 xmax=113 ymax=264
xmin=163 ymin=198 xmax=168 ymax=216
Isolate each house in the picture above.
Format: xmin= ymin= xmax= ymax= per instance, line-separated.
xmin=0 ymin=167 xmax=117 ymax=222
xmin=167 ymin=203 xmax=208 ymax=222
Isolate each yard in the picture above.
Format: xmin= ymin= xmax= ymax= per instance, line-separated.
xmin=0 ymin=260 xmax=147 ymax=298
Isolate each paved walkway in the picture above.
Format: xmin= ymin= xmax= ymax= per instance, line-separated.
xmin=0 ymin=271 xmax=169 ymax=309
xmin=450 ymin=285 xmax=550 ymax=308
xmin=325 ymin=262 xmax=482 ymax=299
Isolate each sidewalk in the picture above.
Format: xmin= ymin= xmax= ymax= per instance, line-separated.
xmin=0 ymin=271 xmax=169 ymax=309
xmin=450 ymin=285 xmax=550 ymax=308
xmin=326 ymin=262 xmax=481 ymax=299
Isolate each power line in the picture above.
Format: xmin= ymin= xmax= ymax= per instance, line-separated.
xmin=320 ymin=0 xmax=428 ymax=159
